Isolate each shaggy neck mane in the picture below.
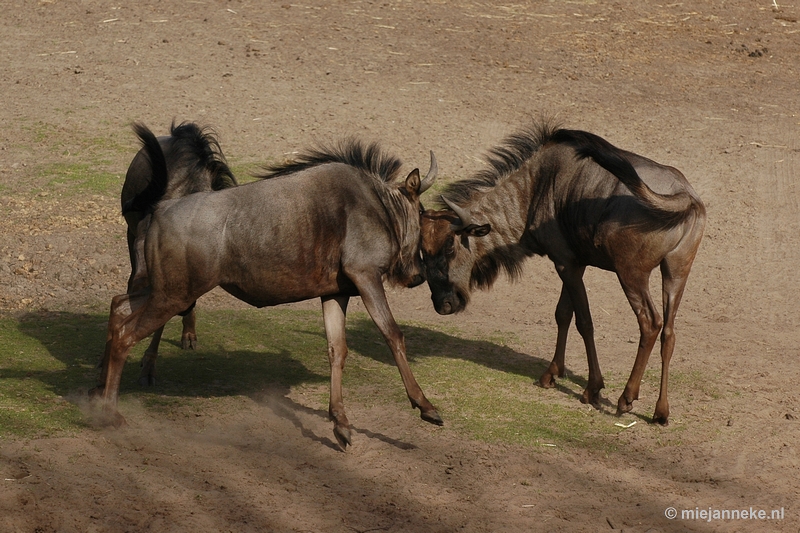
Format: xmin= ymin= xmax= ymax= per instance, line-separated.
xmin=169 ymin=121 xmax=237 ymax=193
xmin=260 ymin=140 xmax=418 ymax=286
xmin=258 ymin=139 xmax=403 ymax=184
xmin=439 ymin=120 xmax=561 ymax=290
xmin=439 ymin=120 xmax=559 ymax=206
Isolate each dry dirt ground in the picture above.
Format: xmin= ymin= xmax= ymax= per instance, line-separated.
xmin=2 ymin=1 xmax=800 ymax=532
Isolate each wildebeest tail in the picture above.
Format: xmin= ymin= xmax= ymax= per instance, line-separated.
xmin=122 ymin=123 xmax=169 ymax=215
xmin=555 ymin=129 xmax=697 ymax=228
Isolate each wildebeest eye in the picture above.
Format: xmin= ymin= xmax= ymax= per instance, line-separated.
xmin=444 ymin=236 xmax=456 ymax=257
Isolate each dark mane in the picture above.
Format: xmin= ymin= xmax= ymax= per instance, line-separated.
xmin=439 ymin=119 xmax=562 ymax=207
xmin=169 ymin=121 xmax=237 ymax=190
xmin=435 ymin=119 xmax=562 ymax=289
xmin=440 ymin=120 xmax=560 ymax=208
xmin=257 ymin=139 xmax=403 ymax=183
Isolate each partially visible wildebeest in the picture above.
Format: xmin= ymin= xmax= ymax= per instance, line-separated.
xmin=420 ymin=120 xmax=705 ymax=425
xmin=122 ymin=121 xmax=237 ymax=386
xmin=92 ymin=123 xmax=441 ymax=448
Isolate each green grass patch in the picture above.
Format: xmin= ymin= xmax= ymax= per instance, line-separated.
xmin=11 ymin=120 xmax=132 ymax=196
xmin=2 ymin=308 xmax=675 ymax=450
xmin=39 ymin=161 xmax=122 ymax=195
xmin=230 ymin=160 xmax=268 ymax=184
xmin=24 ymin=121 xmax=130 ymax=157
xmin=0 ymin=314 xmax=102 ymax=437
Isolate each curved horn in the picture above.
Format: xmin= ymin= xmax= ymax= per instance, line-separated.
xmin=419 ymin=151 xmax=438 ymax=194
xmin=441 ymin=195 xmax=472 ymax=230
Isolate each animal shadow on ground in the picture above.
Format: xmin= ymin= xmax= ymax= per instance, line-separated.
xmin=301 ymin=315 xmax=608 ymax=410
xmin=13 ymin=309 xmax=609 ymax=439
xmin=16 ymin=310 xmax=587 ymax=444
xmin=14 ymin=311 xmax=330 ymax=438
xmin=10 ymin=311 xmax=777 ymax=522
xmin=250 ymin=386 xmax=418 ymax=452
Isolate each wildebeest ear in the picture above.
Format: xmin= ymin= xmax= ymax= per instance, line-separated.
xmin=458 ymin=223 xmax=491 ymax=237
xmin=404 ymin=168 xmax=421 ymax=197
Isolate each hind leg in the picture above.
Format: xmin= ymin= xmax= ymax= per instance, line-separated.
xmin=90 ymin=290 xmax=188 ymax=426
xmin=651 ymin=262 xmax=693 ymax=425
xmin=137 ymin=302 xmax=197 ymax=386
xmin=138 ymin=326 xmax=165 ymax=387
xmin=322 ymin=295 xmax=352 ymax=449
xmin=616 ymin=269 xmax=662 ymax=418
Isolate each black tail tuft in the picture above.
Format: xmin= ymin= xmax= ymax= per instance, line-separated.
xmin=122 ymin=123 xmax=169 ymax=215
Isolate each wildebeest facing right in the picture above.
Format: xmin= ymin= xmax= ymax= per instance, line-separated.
xmin=122 ymin=121 xmax=237 ymax=386
xmin=92 ymin=123 xmax=441 ymax=449
xmin=420 ymin=120 xmax=706 ymax=425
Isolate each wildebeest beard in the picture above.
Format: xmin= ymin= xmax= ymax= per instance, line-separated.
xmin=373 ymin=181 xmax=426 ymax=287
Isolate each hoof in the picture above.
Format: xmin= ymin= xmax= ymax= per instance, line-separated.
xmin=181 ymin=336 xmax=197 ymax=350
xmin=110 ymin=412 xmax=127 ymax=428
xmin=421 ymin=408 xmax=444 ymax=426
xmin=95 ymin=408 xmax=127 ymax=428
xmin=652 ymin=413 xmax=669 ymax=426
xmin=616 ymin=396 xmax=634 ymax=415
xmin=138 ymin=375 xmax=156 ymax=387
xmin=539 ymin=373 xmax=556 ymax=389
xmin=580 ymin=388 xmax=601 ymax=406
xmin=333 ymin=424 xmax=352 ymax=450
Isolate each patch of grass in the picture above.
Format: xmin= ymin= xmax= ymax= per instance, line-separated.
xmin=230 ymin=160 xmax=268 ymax=184
xmin=25 ymin=121 xmax=130 ymax=156
xmin=40 ymin=161 xmax=122 ymax=195
xmin=12 ymin=121 xmax=133 ymax=196
xmin=3 ymin=308 xmax=685 ymax=451
xmin=0 ymin=314 xmax=101 ymax=437
xmin=341 ymin=317 xmax=614 ymax=448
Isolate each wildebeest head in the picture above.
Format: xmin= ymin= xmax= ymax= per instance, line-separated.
xmin=421 ymin=197 xmax=491 ymax=314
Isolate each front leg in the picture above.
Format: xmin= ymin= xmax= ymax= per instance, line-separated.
xmin=180 ymin=306 xmax=198 ymax=350
xmin=556 ymin=264 xmax=604 ymax=405
xmin=349 ymin=270 xmax=442 ymax=427
xmin=539 ymin=285 xmax=573 ymax=389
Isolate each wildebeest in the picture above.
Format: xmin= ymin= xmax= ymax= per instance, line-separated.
xmin=91 ymin=123 xmax=441 ymax=448
xmin=122 ymin=121 xmax=237 ymax=386
xmin=420 ymin=120 xmax=705 ymax=425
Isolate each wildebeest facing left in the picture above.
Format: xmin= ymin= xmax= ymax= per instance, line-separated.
xmin=92 ymin=123 xmax=441 ymax=448
xmin=122 ymin=121 xmax=237 ymax=386
xmin=420 ymin=121 xmax=705 ymax=425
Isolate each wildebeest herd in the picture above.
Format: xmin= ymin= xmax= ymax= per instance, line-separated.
xmin=90 ymin=119 xmax=705 ymax=449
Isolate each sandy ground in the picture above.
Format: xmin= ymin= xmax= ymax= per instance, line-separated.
xmin=1 ymin=1 xmax=799 ymax=532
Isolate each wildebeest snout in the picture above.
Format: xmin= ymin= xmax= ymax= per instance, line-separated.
xmin=407 ymin=272 xmax=426 ymax=288
xmin=431 ymin=289 xmax=465 ymax=315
